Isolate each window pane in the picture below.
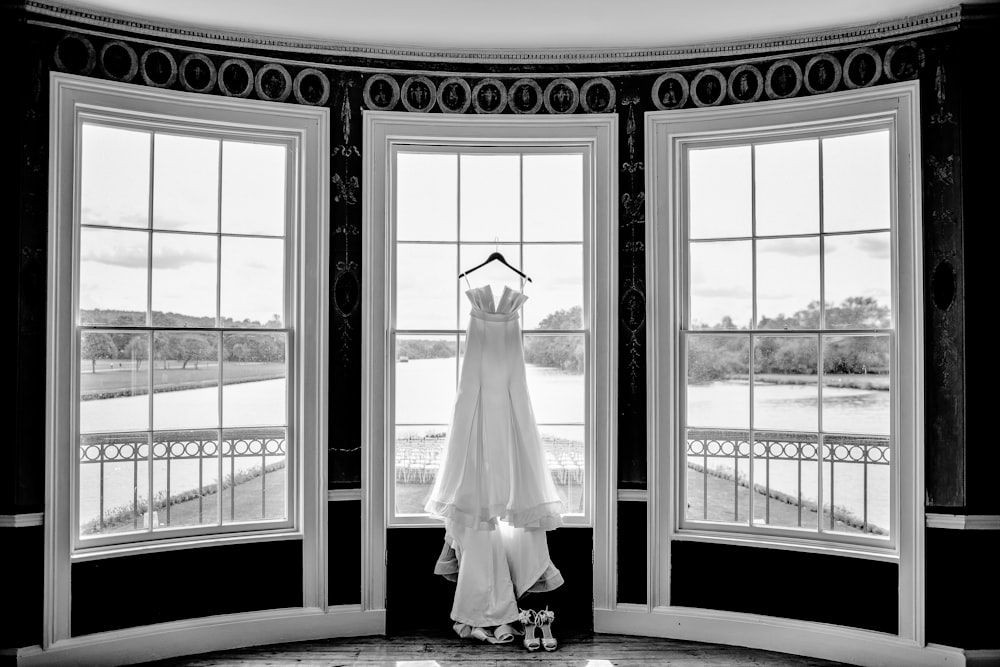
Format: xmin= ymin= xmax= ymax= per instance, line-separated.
xmin=151 ymin=232 xmax=218 ymax=323
xmin=395 ymin=424 xmax=447 ymax=515
xmin=222 ymin=332 xmax=286 ymax=428
xmin=690 ymin=240 xmax=752 ymax=329
xmin=395 ymin=335 xmax=458 ymax=426
xmin=460 ymin=154 xmax=520 ymax=242
xmin=152 ymin=429 xmax=219 ymax=528
xmin=753 ymin=335 xmax=818 ymax=432
xmin=521 ymin=245 xmax=583 ymax=330
xmin=523 ymin=154 xmax=583 ymax=242
xmin=824 ymin=232 xmax=891 ymax=329
xmin=153 ymin=331 xmax=219 ymax=430
xmin=80 ymin=124 xmax=150 ymax=229
xmin=686 ymin=334 xmax=750 ymax=429
xmin=221 ymin=236 xmax=284 ymax=327
xmin=823 ymin=131 xmax=891 ymax=233
xmin=822 ymin=335 xmax=890 ymax=435
xmin=79 ymin=227 xmax=148 ymax=326
xmin=221 ymin=428 xmax=286 ymax=524
xmin=152 ymin=134 xmax=219 ymax=233
xmin=79 ymin=433 xmax=148 ymax=537
xmin=221 ymin=141 xmax=286 ymax=236
xmin=80 ymin=331 xmax=150 ymax=434
xmin=523 ymin=334 xmax=584 ymax=424
xmin=689 ymin=146 xmax=751 ymax=239
xmin=755 ymin=139 xmax=819 ymax=236
xmin=398 ymin=243 xmax=458 ymax=330
xmin=538 ymin=424 xmax=584 ymax=514
xmin=823 ymin=436 xmax=890 ymax=536
xmin=397 ymin=152 xmax=457 ymax=242
xmin=756 ymin=237 xmax=820 ymax=329
xmin=751 ymin=432 xmax=819 ymax=530
xmin=685 ymin=428 xmax=750 ymax=524
xmin=458 ymin=244 xmax=520 ymax=326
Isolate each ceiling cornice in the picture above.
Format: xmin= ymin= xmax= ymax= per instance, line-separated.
xmin=22 ymin=0 xmax=968 ymax=64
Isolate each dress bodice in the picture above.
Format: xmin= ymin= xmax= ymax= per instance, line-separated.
xmin=465 ymin=284 xmax=528 ymax=318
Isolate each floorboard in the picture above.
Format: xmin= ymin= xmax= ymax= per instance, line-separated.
xmin=142 ymin=630 xmax=850 ymax=666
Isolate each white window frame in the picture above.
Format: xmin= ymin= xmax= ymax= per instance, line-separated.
xmin=646 ymin=81 xmax=923 ymax=638
xmin=45 ymin=73 xmax=329 ymax=644
xmin=363 ymin=111 xmax=617 ymax=610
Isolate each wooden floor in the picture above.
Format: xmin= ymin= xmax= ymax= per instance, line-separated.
xmin=143 ymin=631 xmax=851 ymax=666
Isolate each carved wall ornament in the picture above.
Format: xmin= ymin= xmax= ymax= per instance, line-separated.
xmin=690 ymin=69 xmax=727 ymax=107
xmin=580 ymin=77 xmax=616 ymax=113
xmin=178 ymin=53 xmax=217 ymax=93
xmin=437 ymin=77 xmax=472 ymax=113
xmin=140 ymin=47 xmax=178 ymax=88
xmin=764 ymin=58 xmax=802 ymax=99
xmin=844 ymin=47 xmax=882 ymax=88
xmin=651 ymin=72 xmax=689 ymax=110
xmin=363 ymin=73 xmax=400 ymax=111
xmin=99 ymin=40 xmax=138 ymax=82
xmin=884 ymin=41 xmax=920 ymax=81
xmin=471 ymin=78 xmax=508 ymax=114
xmin=543 ymin=78 xmax=580 ymax=114
xmin=401 ymin=75 xmax=436 ymax=112
xmin=217 ymin=58 xmax=253 ymax=97
xmin=54 ymin=33 xmax=96 ymax=75
xmin=727 ymin=64 xmax=764 ymax=103
xmin=803 ymin=53 xmax=842 ymax=94
xmin=293 ymin=68 xmax=330 ymax=105
xmin=932 ymin=260 xmax=957 ymax=312
xmin=508 ymin=78 xmax=543 ymax=114
xmin=255 ymin=63 xmax=293 ymax=102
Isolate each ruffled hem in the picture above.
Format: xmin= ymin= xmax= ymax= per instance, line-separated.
xmin=425 ymin=497 xmax=565 ymax=531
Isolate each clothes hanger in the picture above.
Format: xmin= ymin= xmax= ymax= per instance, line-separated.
xmin=458 ymin=238 xmax=533 ymax=283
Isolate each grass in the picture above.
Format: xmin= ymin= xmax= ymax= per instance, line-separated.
xmin=80 ymin=362 xmax=286 ymax=400
xmin=752 ymin=373 xmax=890 ymax=391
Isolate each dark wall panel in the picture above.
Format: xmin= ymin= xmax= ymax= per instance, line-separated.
xmin=328 ymin=500 xmax=362 ymax=605
xmin=71 ymin=540 xmax=302 ymax=636
xmin=0 ymin=526 xmax=43 ymax=648
xmin=926 ymin=528 xmax=1000 ymax=649
xmin=671 ymin=541 xmax=897 ymax=634
xmin=616 ymin=501 xmax=647 ymax=605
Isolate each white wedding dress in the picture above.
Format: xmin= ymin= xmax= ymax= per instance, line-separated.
xmin=425 ymin=284 xmax=565 ymax=631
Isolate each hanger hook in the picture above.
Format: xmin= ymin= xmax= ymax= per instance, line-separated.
xmin=494 ymin=235 xmax=499 ymax=254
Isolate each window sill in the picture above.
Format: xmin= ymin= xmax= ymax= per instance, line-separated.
xmin=70 ymin=527 xmax=302 ymax=562
xmin=672 ymin=526 xmax=897 ymax=562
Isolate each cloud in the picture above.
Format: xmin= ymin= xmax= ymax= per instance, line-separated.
xmin=757 ymin=238 xmax=818 ymax=258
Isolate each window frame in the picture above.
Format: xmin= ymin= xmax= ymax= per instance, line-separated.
xmin=363 ymin=111 xmax=617 ymax=610
xmin=46 ymin=72 xmax=330 ymax=643
xmin=646 ymin=81 xmax=923 ymax=635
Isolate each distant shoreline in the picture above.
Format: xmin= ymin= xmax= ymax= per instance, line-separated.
xmin=714 ymin=373 xmax=890 ymax=391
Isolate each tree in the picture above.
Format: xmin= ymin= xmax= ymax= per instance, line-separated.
xmin=123 ymin=336 xmax=149 ymax=370
xmin=178 ymin=334 xmax=212 ymax=369
xmin=523 ymin=307 xmax=585 ymax=373
xmin=82 ymin=333 xmax=116 ymax=373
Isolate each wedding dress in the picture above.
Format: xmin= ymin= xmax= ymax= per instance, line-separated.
xmin=425 ymin=284 xmax=565 ymax=631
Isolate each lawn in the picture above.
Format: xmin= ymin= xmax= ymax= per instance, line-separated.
xmin=80 ymin=361 xmax=286 ymax=399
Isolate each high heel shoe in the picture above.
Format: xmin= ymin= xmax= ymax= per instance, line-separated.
xmin=535 ymin=606 xmax=557 ymax=651
xmin=518 ymin=608 xmax=540 ymax=651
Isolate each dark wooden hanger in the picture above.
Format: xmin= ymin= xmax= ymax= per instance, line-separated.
xmin=458 ymin=250 xmax=532 ymax=282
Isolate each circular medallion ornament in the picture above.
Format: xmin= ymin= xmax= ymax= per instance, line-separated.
xmin=99 ymin=40 xmax=137 ymax=82
xmin=54 ymin=33 xmax=96 ymax=74
xmin=472 ymin=78 xmax=507 ymax=114
xmin=620 ymin=285 xmax=646 ymax=333
xmin=401 ymin=76 xmax=436 ymax=112
xmin=363 ymin=73 xmax=400 ymax=111
xmin=764 ymin=58 xmax=803 ymax=99
xmin=884 ymin=41 xmax=919 ymax=82
xmin=178 ymin=53 xmax=217 ymax=94
xmin=140 ymin=48 xmax=177 ymax=88
xmin=218 ymin=58 xmax=253 ymax=97
xmin=437 ymin=77 xmax=472 ymax=113
xmin=580 ymin=77 xmax=616 ymax=113
xmin=508 ymin=78 xmax=543 ymax=114
xmin=691 ymin=69 xmax=727 ymax=107
xmin=727 ymin=64 xmax=764 ymax=103
xmin=651 ymin=72 xmax=689 ymax=110
xmin=803 ymin=54 xmax=842 ymax=94
xmin=293 ymin=68 xmax=330 ymax=106
xmin=844 ymin=47 xmax=882 ymax=89
xmin=543 ymin=78 xmax=579 ymax=114
xmin=255 ymin=63 xmax=292 ymax=102
xmin=334 ymin=269 xmax=360 ymax=317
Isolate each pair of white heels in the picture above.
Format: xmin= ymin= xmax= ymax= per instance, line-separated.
xmin=518 ymin=607 xmax=557 ymax=652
